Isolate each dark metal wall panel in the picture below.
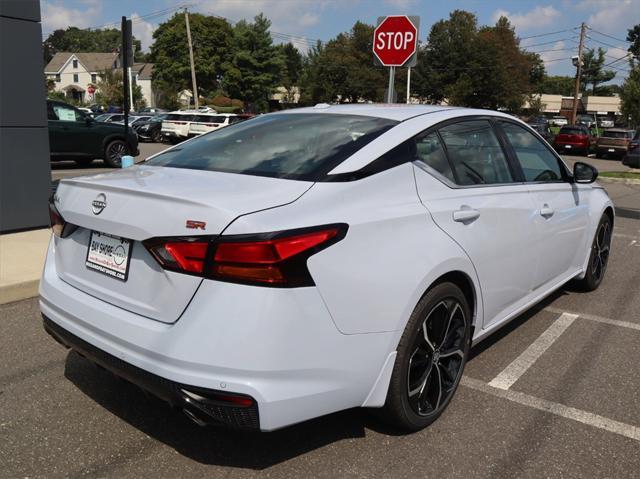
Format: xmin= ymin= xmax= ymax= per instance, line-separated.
xmin=0 ymin=1 xmax=50 ymax=233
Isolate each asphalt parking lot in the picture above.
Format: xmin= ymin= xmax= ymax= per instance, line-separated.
xmin=2 ymin=152 xmax=639 ymax=478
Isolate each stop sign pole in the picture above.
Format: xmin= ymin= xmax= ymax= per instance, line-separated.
xmin=373 ymin=16 xmax=419 ymax=103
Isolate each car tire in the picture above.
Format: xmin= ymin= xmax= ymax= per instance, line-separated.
xmin=381 ymin=282 xmax=471 ymax=432
xmin=74 ymin=158 xmax=94 ymax=167
xmin=575 ymin=214 xmax=612 ymax=292
xmin=151 ymin=130 xmax=162 ymax=143
xmin=104 ymin=139 xmax=129 ymax=168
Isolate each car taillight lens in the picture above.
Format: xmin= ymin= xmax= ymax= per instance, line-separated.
xmin=629 ymin=141 xmax=639 ymax=151
xmin=49 ymin=200 xmax=77 ymax=238
xmin=144 ymin=224 xmax=348 ymax=287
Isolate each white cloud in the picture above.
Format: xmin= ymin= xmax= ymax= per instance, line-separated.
xmin=491 ymin=5 xmax=561 ymax=32
xmin=41 ymin=0 xmax=102 ymax=33
xmin=299 ymin=13 xmax=320 ymax=28
xmin=585 ymin=0 xmax=638 ymax=33
xmin=130 ymin=13 xmax=155 ymax=52
xmin=383 ymin=0 xmax=419 ymax=8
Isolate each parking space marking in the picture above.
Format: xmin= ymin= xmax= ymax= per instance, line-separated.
xmin=612 ymin=233 xmax=640 ymax=240
xmin=461 ymin=376 xmax=640 ymax=442
xmin=488 ymin=313 xmax=578 ymax=390
xmin=544 ymin=307 xmax=640 ymax=332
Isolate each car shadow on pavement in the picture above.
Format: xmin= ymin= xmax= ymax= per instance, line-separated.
xmin=50 ymin=160 xmax=110 ymax=170
xmin=63 ymin=352 xmax=372 ymax=469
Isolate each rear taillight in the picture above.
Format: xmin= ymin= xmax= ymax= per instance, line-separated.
xmin=629 ymin=141 xmax=639 ymax=151
xmin=144 ymin=224 xmax=348 ymax=287
xmin=49 ymin=200 xmax=77 ymax=238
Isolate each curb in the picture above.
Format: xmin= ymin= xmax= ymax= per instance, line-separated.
xmin=598 ymin=177 xmax=640 ymax=185
xmin=0 ymin=280 xmax=39 ymax=305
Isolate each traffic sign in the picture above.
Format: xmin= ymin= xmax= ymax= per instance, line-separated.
xmin=373 ymin=15 xmax=418 ymax=67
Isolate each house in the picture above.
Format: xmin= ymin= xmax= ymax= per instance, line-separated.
xmin=45 ymin=52 xmax=156 ymax=107
xmin=526 ymin=93 xmax=621 ymax=122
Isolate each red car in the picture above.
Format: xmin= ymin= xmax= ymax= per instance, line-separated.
xmin=553 ymin=125 xmax=594 ymax=156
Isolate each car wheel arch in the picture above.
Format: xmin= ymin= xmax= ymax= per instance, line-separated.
xmin=101 ymin=134 xmax=127 ymax=157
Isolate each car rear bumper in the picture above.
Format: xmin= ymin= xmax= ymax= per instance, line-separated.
xmin=39 ymin=239 xmax=395 ymax=430
xmin=596 ymin=146 xmax=626 ymax=155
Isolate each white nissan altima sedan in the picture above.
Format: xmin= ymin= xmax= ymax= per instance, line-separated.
xmin=41 ymin=104 xmax=613 ymax=431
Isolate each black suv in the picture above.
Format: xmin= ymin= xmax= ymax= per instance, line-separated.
xmin=47 ymin=99 xmax=139 ymax=167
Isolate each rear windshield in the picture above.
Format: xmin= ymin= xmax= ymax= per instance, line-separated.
xmin=601 ymin=130 xmax=632 ymax=139
xmin=559 ymin=127 xmax=587 ymax=135
xmin=193 ymin=115 xmax=227 ymax=123
xmin=166 ymin=113 xmax=195 ymax=121
xmin=146 ymin=113 xmax=397 ymax=180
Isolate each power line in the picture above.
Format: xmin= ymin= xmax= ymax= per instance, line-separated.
xmin=603 ymin=52 xmax=633 ymax=67
xmin=585 ymin=35 xmax=629 ymax=51
xmin=520 ymin=37 xmax=577 ymax=48
xmin=519 ymin=27 xmax=580 ymax=40
xmin=587 ymin=27 xmax=632 ymax=45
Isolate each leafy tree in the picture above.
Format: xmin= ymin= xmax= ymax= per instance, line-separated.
xmin=150 ymin=13 xmax=234 ymax=98
xmin=581 ymin=48 xmax=616 ymax=94
xmin=96 ymin=69 xmax=145 ymax=110
xmin=299 ymin=22 xmax=386 ymax=104
xmin=277 ymin=42 xmax=303 ymax=102
xmin=43 ymin=27 xmax=145 ymax=63
xmin=221 ymin=14 xmax=285 ymax=112
xmin=413 ymin=12 xmax=541 ymax=111
xmin=621 ymin=65 xmax=640 ymax=128
xmin=536 ymin=75 xmax=575 ymax=96
xmin=627 ymin=24 xmax=640 ymax=60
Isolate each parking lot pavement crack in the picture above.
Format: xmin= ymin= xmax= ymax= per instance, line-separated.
xmin=461 ymin=376 xmax=640 ymax=442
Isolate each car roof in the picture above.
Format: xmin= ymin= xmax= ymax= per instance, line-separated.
xmin=275 ymin=103 xmax=463 ymax=122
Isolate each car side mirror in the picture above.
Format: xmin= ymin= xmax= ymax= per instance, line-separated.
xmin=573 ymin=161 xmax=598 ymax=184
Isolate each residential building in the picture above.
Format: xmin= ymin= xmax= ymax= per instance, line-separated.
xmin=45 ymin=52 xmax=155 ymax=107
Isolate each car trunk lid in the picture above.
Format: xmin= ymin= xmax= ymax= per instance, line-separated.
xmin=53 ymin=165 xmax=313 ymax=323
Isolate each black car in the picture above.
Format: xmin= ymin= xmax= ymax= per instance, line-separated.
xmin=527 ymin=122 xmax=554 ymax=142
xmin=47 ymin=99 xmax=139 ymax=167
xmin=133 ymin=114 xmax=168 ymax=143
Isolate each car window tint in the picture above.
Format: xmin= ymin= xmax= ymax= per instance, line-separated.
xmin=601 ymin=130 xmax=628 ymax=139
xmin=559 ymin=126 xmax=587 ymax=135
xmin=52 ymin=104 xmax=82 ymax=122
xmin=438 ymin=120 xmax=513 ymax=185
xmin=501 ymin=122 xmax=563 ymax=183
xmin=414 ymin=132 xmax=455 ymax=182
xmin=147 ymin=113 xmax=397 ymax=181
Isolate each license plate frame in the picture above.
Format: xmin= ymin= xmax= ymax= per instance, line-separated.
xmin=85 ymin=231 xmax=133 ymax=282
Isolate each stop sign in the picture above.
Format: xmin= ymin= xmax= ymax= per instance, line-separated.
xmin=373 ymin=16 xmax=418 ymax=66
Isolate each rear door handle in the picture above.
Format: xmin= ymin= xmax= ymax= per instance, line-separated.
xmin=452 ymin=207 xmax=480 ymax=223
xmin=540 ymin=205 xmax=555 ymax=218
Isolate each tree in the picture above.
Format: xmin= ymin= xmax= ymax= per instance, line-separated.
xmin=536 ymin=75 xmax=575 ymax=95
xmin=627 ymin=24 xmax=640 ymax=60
xmin=277 ymin=43 xmax=303 ymax=103
xmin=621 ymin=64 xmax=640 ymax=128
xmin=413 ymin=12 xmax=541 ymax=111
xmin=299 ymin=22 xmax=386 ymax=104
xmin=150 ymin=13 xmax=234 ymax=98
xmin=221 ymin=14 xmax=285 ymax=112
xmin=43 ymin=27 xmax=145 ymax=63
xmin=581 ymin=48 xmax=616 ymax=94
xmin=96 ymin=69 xmax=145 ymax=109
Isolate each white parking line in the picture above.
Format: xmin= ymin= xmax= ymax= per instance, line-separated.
xmin=461 ymin=376 xmax=640 ymax=442
xmin=544 ymin=307 xmax=640 ymax=331
xmin=487 ymin=313 xmax=578 ymax=390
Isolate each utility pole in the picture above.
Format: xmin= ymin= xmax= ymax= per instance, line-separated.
xmin=571 ymin=22 xmax=587 ymax=125
xmin=184 ymin=8 xmax=199 ymax=109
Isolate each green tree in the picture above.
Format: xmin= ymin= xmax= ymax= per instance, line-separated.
xmin=221 ymin=14 xmax=285 ymax=112
xmin=536 ymin=75 xmax=575 ymax=95
xmin=621 ymin=65 xmax=640 ymax=128
xmin=96 ymin=69 xmax=145 ymax=110
xmin=581 ymin=48 xmax=616 ymax=94
xmin=150 ymin=13 xmax=234 ymax=99
xmin=277 ymin=42 xmax=303 ymax=103
xmin=627 ymin=24 xmax=640 ymax=60
xmin=43 ymin=27 xmax=145 ymax=63
xmin=299 ymin=22 xmax=386 ymax=104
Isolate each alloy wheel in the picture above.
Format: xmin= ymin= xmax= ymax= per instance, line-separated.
xmin=591 ymin=220 xmax=611 ymax=283
xmin=107 ymin=141 xmax=127 ymax=167
xmin=406 ymin=298 xmax=467 ymax=417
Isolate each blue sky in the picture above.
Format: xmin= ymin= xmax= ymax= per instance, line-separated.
xmin=41 ymin=0 xmax=638 ymax=83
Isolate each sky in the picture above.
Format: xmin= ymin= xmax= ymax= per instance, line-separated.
xmin=41 ymin=0 xmax=639 ymax=84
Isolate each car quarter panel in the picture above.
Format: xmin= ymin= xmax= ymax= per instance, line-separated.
xmin=223 ymin=163 xmax=483 ymax=335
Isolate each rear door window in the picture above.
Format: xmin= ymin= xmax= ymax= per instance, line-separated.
xmin=438 ymin=120 xmax=514 ymax=185
xmin=501 ymin=122 xmax=564 ymax=183
xmin=414 ymin=132 xmax=455 ymax=183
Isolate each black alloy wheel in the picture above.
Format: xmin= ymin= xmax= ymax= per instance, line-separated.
xmin=576 ymin=214 xmax=612 ymax=291
xmin=382 ymin=282 xmax=471 ymax=431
